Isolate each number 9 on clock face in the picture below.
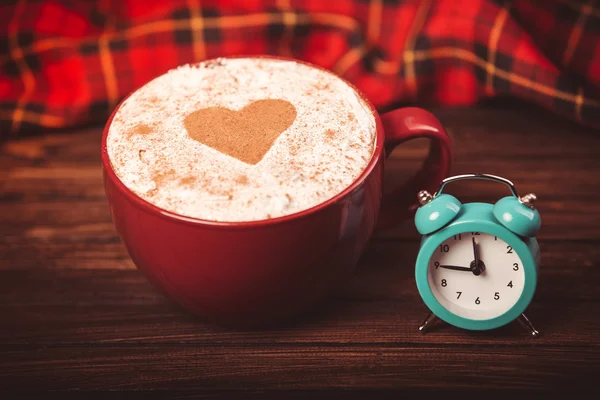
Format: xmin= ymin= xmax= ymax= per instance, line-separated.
xmin=429 ymin=232 xmax=524 ymax=321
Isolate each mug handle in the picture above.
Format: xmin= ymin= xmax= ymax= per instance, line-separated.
xmin=375 ymin=107 xmax=453 ymax=231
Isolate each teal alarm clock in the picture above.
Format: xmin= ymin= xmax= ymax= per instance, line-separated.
xmin=414 ymin=173 xmax=541 ymax=336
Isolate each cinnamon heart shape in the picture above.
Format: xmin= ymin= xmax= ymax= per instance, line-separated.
xmin=184 ymin=99 xmax=297 ymax=165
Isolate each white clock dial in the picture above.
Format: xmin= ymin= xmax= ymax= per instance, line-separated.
xmin=428 ymin=232 xmax=525 ymax=320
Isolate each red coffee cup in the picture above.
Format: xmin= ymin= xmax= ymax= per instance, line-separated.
xmin=101 ymin=56 xmax=452 ymax=327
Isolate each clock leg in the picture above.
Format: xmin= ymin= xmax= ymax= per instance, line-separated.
xmin=418 ymin=312 xmax=438 ymax=333
xmin=517 ymin=313 xmax=539 ymax=337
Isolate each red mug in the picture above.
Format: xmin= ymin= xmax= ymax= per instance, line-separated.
xmin=101 ymin=56 xmax=452 ymax=327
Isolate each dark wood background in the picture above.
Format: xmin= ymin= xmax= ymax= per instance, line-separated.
xmin=1 ymin=100 xmax=599 ymax=397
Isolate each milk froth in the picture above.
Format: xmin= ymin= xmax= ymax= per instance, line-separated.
xmin=106 ymin=58 xmax=376 ymax=222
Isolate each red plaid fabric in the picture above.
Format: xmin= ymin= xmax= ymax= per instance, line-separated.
xmin=1 ymin=0 xmax=600 ymax=137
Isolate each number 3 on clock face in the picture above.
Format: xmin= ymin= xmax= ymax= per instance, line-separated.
xmin=429 ymin=232 xmax=524 ymax=321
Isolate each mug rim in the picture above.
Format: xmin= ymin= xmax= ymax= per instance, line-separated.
xmin=100 ymin=54 xmax=385 ymax=229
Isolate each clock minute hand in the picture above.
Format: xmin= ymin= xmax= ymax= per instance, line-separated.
xmin=438 ymin=264 xmax=473 ymax=272
xmin=472 ymin=237 xmax=480 ymax=266
xmin=471 ymin=237 xmax=484 ymax=276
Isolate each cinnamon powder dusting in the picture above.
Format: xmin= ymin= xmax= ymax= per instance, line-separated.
xmin=325 ymin=129 xmax=336 ymax=140
xmin=180 ymin=176 xmax=196 ymax=186
xmin=130 ymin=123 xmax=153 ymax=136
xmin=314 ymin=82 xmax=331 ymax=91
xmin=310 ymin=169 xmax=324 ymax=179
xmin=184 ymin=99 xmax=297 ymax=165
xmin=152 ymin=168 xmax=176 ymax=186
xmin=235 ymin=175 xmax=249 ymax=185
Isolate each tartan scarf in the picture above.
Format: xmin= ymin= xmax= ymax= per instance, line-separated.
xmin=1 ymin=0 xmax=599 ymax=137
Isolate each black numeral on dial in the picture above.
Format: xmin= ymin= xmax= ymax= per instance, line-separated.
xmin=494 ymin=292 xmax=500 ymax=300
xmin=441 ymin=279 xmax=447 ymax=287
xmin=507 ymin=245 xmax=513 ymax=253
xmin=439 ymin=245 xmax=449 ymax=253
xmin=456 ymin=291 xmax=462 ymax=299
xmin=513 ymin=263 xmax=519 ymax=271
xmin=475 ymin=297 xmax=481 ymax=305
xmin=507 ymin=281 xmax=513 ymax=288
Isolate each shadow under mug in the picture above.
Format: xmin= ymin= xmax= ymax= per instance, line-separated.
xmin=101 ymin=56 xmax=453 ymax=328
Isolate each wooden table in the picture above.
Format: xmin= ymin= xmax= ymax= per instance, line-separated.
xmin=2 ymin=101 xmax=599 ymax=396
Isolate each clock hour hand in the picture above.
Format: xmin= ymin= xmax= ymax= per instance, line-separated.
xmin=437 ymin=264 xmax=473 ymax=272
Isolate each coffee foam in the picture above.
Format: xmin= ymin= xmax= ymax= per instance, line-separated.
xmin=106 ymin=58 xmax=376 ymax=222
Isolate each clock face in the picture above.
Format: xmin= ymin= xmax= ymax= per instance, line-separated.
xmin=428 ymin=232 xmax=525 ymax=321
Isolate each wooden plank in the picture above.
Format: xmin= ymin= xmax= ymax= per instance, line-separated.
xmin=1 ymin=344 xmax=597 ymax=391
xmin=0 ymin=300 xmax=598 ymax=346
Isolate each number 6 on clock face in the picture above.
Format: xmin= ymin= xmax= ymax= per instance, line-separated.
xmin=429 ymin=232 xmax=524 ymax=321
